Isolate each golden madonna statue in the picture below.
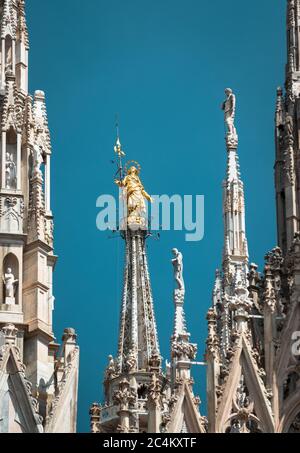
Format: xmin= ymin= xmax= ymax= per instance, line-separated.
xmin=115 ymin=164 xmax=152 ymax=225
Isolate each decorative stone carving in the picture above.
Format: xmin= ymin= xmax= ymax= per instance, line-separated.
xmin=0 ymin=195 xmax=24 ymax=233
xmin=124 ymin=348 xmax=137 ymax=372
xmin=206 ymin=308 xmax=219 ymax=359
xmin=149 ymin=351 xmax=162 ymax=371
xmin=160 ymin=413 xmax=171 ymax=432
xmin=104 ymin=355 xmax=117 ymax=380
xmin=148 ymin=373 xmax=162 ymax=408
xmin=172 ymin=336 xmax=197 ymax=361
xmin=263 ymin=266 xmax=277 ymax=313
xmin=1 ymin=323 xmax=18 ymax=344
xmin=89 ymin=403 xmax=101 ymax=433
xmin=113 ymin=379 xmax=136 ymax=411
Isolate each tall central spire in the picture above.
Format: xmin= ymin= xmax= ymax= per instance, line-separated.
xmin=212 ymin=89 xmax=250 ymax=362
xmin=114 ymin=136 xmax=160 ymax=373
xmin=90 ymin=136 xmax=163 ymax=433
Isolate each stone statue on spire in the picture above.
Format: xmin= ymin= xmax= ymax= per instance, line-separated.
xmin=222 ymin=88 xmax=238 ymax=149
xmin=172 ymin=248 xmax=185 ymax=292
xmin=222 ymin=88 xmax=237 ymax=136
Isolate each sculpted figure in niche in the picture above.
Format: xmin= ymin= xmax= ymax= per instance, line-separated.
xmin=222 ymin=88 xmax=237 ymax=137
xmin=3 ymin=267 xmax=18 ymax=304
xmin=5 ymin=152 xmax=17 ymax=189
xmin=32 ymin=144 xmax=44 ymax=177
xmin=285 ymin=114 xmax=294 ymax=144
xmin=172 ymin=248 xmax=185 ymax=291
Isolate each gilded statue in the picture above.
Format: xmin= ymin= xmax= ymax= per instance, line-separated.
xmin=115 ymin=165 xmax=153 ymax=224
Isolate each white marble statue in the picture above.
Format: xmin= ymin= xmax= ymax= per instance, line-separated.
xmin=172 ymin=248 xmax=185 ymax=291
xmin=5 ymin=152 xmax=17 ymax=189
xmin=3 ymin=268 xmax=18 ymax=304
xmin=33 ymin=144 xmax=44 ymax=176
xmin=222 ymin=88 xmax=237 ymax=136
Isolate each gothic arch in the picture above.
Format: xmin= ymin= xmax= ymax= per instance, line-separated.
xmin=279 ymin=396 xmax=300 ymax=433
xmin=216 ymin=336 xmax=274 ymax=433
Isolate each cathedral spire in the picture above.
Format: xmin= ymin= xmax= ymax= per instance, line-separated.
xmin=209 ymin=90 xmax=250 ymax=363
xmin=0 ymin=0 xmax=29 ymax=93
xmin=286 ymin=0 xmax=300 ymax=75
xmin=170 ymin=248 xmax=197 ymax=383
xmin=92 ymin=143 xmax=163 ymax=433
xmin=114 ymin=150 xmax=160 ymax=374
xmin=221 ymin=88 xmax=248 ymax=269
xmin=274 ymin=0 xmax=300 ymax=255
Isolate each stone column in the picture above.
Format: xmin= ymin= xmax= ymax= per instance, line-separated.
xmin=45 ymin=154 xmax=51 ymax=212
xmin=206 ymin=308 xmax=220 ymax=433
xmin=1 ymin=38 xmax=5 ymax=89
xmin=12 ymin=39 xmax=16 ymax=75
xmin=147 ymin=373 xmax=162 ymax=433
xmin=113 ymin=379 xmax=136 ymax=433
xmin=1 ymin=131 xmax=6 ymax=189
xmin=17 ymin=133 xmax=21 ymax=190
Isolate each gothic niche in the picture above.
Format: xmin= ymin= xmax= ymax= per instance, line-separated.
xmin=137 ymin=383 xmax=148 ymax=400
xmin=2 ymin=253 xmax=19 ymax=305
xmin=137 ymin=383 xmax=148 ymax=412
xmin=5 ymin=35 xmax=13 ymax=73
xmin=6 ymin=127 xmax=17 ymax=190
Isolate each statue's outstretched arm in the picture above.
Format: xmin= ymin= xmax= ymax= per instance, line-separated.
xmin=142 ymin=190 xmax=153 ymax=202
xmin=114 ymin=178 xmax=124 ymax=187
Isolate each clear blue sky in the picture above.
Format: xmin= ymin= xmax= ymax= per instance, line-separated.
xmin=27 ymin=0 xmax=285 ymax=432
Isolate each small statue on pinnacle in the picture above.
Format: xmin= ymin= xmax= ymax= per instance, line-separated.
xmin=172 ymin=248 xmax=185 ymax=292
xmin=222 ymin=88 xmax=238 ymax=148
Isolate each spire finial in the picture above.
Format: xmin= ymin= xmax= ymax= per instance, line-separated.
xmin=114 ymin=114 xmax=125 ymax=158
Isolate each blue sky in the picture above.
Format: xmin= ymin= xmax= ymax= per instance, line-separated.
xmin=27 ymin=0 xmax=285 ymax=432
